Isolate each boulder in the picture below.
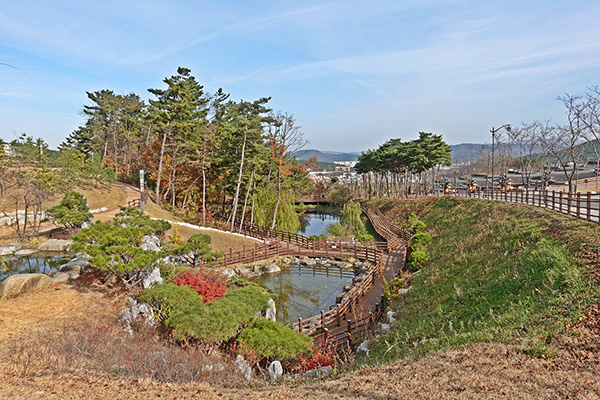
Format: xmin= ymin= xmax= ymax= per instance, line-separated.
xmin=51 ymin=272 xmax=71 ymax=285
xmin=0 ymin=216 xmax=13 ymax=227
xmin=235 ymin=355 xmax=253 ymax=381
xmin=0 ymin=273 xmax=51 ymax=299
xmin=304 ymin=366 xmax=332 ymax=377
xmin=220 ymin=268 xmax=235 ymax=279
xmin=281 ymin=257 xmax=292 ymax=265
xmin=379 ymin=323 xmax=390 ymax=333
xmin=268 ymin=360 xmax=283 ymax=380
xmin=119 ymin=297 xmax=155 ymax=336
xmin=387 ymin=310 xmax=397 ymax=324
xmin=142 ymin=235 xmax=160 ymax=245
xmin=141 ymin=267 xmax=163 ymax=289
xmin=339 ymin=262 xmax=353 ymax=270
xmin=304 ymin=259 xmax=317 ymax=266
xmin=265 ymin=298 xmax=277 ymax=321
xmin=235 ymin=267 xmax=253 ymax=277
xmin=14 ymin=249 xmax=37 ymax=256
xmin=398 ymin=287 xmax=411 ymax=295
xmin=140 ymin=242 xmax=160 ymax=252
xmin=140 ymin=235 xmax=161 ymax=252
xmin=59 ymin=257 xmax=91 ymax=274
xmin=335 ymin=292 xmax=345 ymax=304
xmin=263 ymin=263 xmax=281 ymax=274
xmin=37 ymin=239 xmax=72 ymax=252
xmin=0 ymin=243 xmax=21 ymax=256
xmin=356 ymin=340 xmax=370 ymax=357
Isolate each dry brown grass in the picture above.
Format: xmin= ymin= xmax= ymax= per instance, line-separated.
xmin=78 ymin=185 xmax=127 ymax=211
xmin=0 ymin=184 xmax=126 ymax=214
xmin=2 ymin=337 xmax=599 ymax=399
xmin=0 ymin=283 xmax=125 ymax=342
xmin=167 ymin=224 xmax=261 ymax=252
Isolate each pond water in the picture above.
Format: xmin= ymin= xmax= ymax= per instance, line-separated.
xmin=0 ymin=253 xmax=71 ymax=284
xmin=251 ymin=263 xmax=354 ymax=325
xmin=298 ymin=212 xmax=340 ymax=236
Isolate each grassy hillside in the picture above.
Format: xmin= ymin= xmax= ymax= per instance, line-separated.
xmin=366 ymin=196 xmax=600 ymax=362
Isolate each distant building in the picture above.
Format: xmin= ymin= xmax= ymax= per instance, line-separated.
xmin=0 ymin=139 xmax=11 ymax=156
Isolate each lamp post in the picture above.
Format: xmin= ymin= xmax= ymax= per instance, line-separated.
xmin=490 ymin=124 xmax=511 ymax=196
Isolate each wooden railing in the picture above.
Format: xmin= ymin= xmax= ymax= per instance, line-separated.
xmin=203 ymin=209 xmax=409 ymax=345
xmin=312 ymin=311 xmax=381 ymax=351
xmin=127 ymin=198 xmax=141 ymax=208
xmin=446 ymin=188 xmax=600 ymax=224
xmin=362 ymin=206 xmax=413 ymax=247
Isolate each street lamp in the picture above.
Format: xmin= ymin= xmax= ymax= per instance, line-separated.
xmin=490 ymin=124 xmax=511 ymax=195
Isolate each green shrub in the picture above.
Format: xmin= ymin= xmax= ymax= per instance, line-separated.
xmin=410 ymin=232 xmax=431 ymax=251
xmin=383 ymin=277 xmax=405 ymax=302
xmin=163 ymin=233 xmax=222 ymax=266
xmin=46 ymin=190 xmax=92 ymax=230
xmin=355 ymin=233 xmax=375 ymax=241
xmin=238 ymin=318 xmax=313 ymax=362
xmin=138 ymin=283 xmax=202 ymax=320
xmin=113 ymin=207 xmax=171 ymax=235
xmin=166 ymin=286 xmax=270 ymax=343
xmin=407 ymin=250 xmax=429 ymax=272
xmin=406 ymin=213 xmax=427 ymax=233
xmin=71 ymin=208 xmax=171 ymax=273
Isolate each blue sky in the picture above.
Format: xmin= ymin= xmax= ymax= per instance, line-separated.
xmin=1 ymin=0 xmax=600 ymax=151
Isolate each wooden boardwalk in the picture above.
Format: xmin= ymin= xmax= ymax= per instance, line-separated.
xmin=203 ymin=207 xmax=412 ymax=350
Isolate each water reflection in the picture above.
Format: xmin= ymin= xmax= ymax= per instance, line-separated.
xmin=0 ymin=253 xmax=70 ymax=283
xmin=252 ymin=264 xmax=354 ymax=325
xmin=298 ymin=212 xmax=340 ymax=236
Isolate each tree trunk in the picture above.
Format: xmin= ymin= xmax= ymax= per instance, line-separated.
xmin=240 ymin=169 xmax=254 ymax=230
xmin=230 ymin=128 xmax=247 ymax=231
xmin=155 ymin=125 xmax=169 ymax=205
xmin=271 ymin=167 xmax=281 ymax=230
xmin=202 ymin=162 xmax=207 ymax=225
xmin=250 ymin=181 xmax=256 ymax=225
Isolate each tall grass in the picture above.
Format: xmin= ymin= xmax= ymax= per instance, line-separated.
xmin=367 ymin=197 xmax=599 ymax=362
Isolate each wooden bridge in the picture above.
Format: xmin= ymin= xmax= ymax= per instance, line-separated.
xmin=206 ymin=207 xmax=412 ymax=351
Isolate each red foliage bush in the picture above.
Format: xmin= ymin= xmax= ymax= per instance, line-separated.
xmin=291 ymin=342 xmax=336 ymax=373
xmin=170 ymin=269 xmax=227 ymax=303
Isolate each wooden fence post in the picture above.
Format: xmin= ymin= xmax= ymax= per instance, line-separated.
xmin=298 ymin=318 xmax=303 ymax=334
xmin=587 ymin=192 xmax=592 ymax=221
xmin=577 ymin=193 xmax=581 ymax=219
xmin=559 ymin=191 xmax=563 ymax=213
xmin=321 ymin=310 xmax=325 ymax=333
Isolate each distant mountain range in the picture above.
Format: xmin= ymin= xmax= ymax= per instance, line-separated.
xmin=292 ymin=146 xmax=489 ymax=164
xmin=293 ymin=141 xmax=599 ymax=165
xmin=292 ymin=149 xmax=361 ymax=163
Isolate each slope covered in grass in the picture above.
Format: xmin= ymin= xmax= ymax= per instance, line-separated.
xmin=367 ymin=196 xmax=600 ymax=362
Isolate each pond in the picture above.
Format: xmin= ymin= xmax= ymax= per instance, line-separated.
xmin=0 ymin=253 xmax=71 ymax=284
xmin=251 ymin=263 xmax=354 ymax=325
xmin=298 ymin=212 xmax=340 ymax=237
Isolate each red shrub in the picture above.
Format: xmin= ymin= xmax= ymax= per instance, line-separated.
xmin=170 ymin=269 xmax=227 ymax=303
xmin=291 ymin=342 xmax=336 ymax=373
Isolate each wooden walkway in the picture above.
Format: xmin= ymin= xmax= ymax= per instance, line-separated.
xmin=198 ymin=207 xmax=412 ymax=350
xmin=224 ymin=207 xmax=410 ymax=350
